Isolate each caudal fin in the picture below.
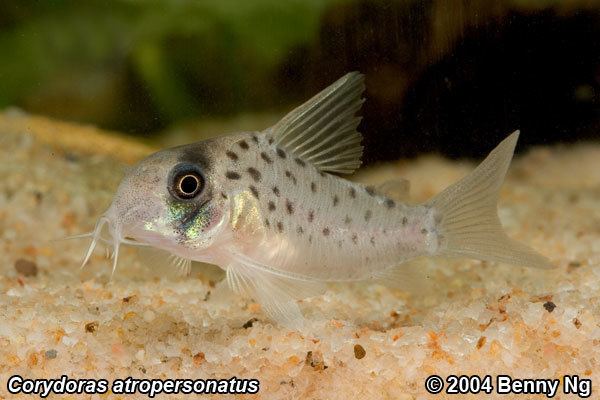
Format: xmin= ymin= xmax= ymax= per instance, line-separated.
xmin=427 ymin=131 xmax=554 ymax=269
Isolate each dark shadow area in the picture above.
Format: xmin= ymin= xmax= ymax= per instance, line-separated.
xmin=298 ymin=3 xmax=599 ymax=162
xmin=401 ymin=10 xmax=600 ymax=159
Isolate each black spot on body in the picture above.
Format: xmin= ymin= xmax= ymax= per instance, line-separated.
xmin=296 ymin=226 xmax=304 ymax=235
xmin=268 ymin=201 xmax=276 ymax=211
xmin=276 ymin=221 xmax=284 ymax=233
xmin=261 ymin=152 xmax=273 ymax=164
xmin=351 ymin=233 xmax=358 ymax=244
xmin=247 ymin=167 xmax=261 ymax=182
xmin=349 ymin=187 xmax=356 ymax=198
xmin=365 ymin=186 xmax=375 ymax=196
xmin=285 ymin=171 xmax=297 ymax=185
xmin=251 ymin=135 xmax=259 ymax=144
xmin=421 ymin=228 xmax=428 ymax=234
xmin=370 ymin=236 xmax=376 ymax=245
xmin=385 ymin=198 xmax=395 ymax=208
xmin=311 ymin=182 xmax=317 ymax=193
xmin=365 ymin=210 xmax=372 ymax=221
xmin=268 ymin=137 xmax=274 ymax=145
xmin=402 ymin=216 xmax=408 ymax=225
xmin=225 ymin=151 xmax=238 ymax=161
xmin=308 ymin=210 xmax=314 ymax=222
xmin=323 ymin=227 xmax=330 ymax=236
xmin=221 ymin=192 xmax=228 ymax=199
xmin=285 ymin=199 xmax=294 ymax=215
xmin=276 ymin=148 xmax=286 ymax=159
xmin=226 ymin=171 xmax=241 ymax=180
xmin=264 ymin=218 xmax=270 ymax=227
xmin=295 ymin=158 xmax=306 ymax=167
xmin=239 ymin=140 xmax=249 ymax=150
xmin=272 ymin=186 xmax=280 ymax=197
xmin=333 ymin=195 xmax=339 ymax=206
xmin=249 ymin=186 xmax=259 ymax=199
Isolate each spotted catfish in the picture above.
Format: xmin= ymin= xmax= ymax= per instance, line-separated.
xmin=80 ymin=72 xmax=553 ymax=328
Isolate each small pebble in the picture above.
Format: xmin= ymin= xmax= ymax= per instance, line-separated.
xmin=14 ymin=259 xmax=38 ymax=277
xmin=122 ymin=295 xmax=137 ymax=304
xmin=305 ymin=350 xmax=327 ymax=370
xmin=33 ymin=191 xmax=43 ymax=204
xmin=45 ymin=349 xmax=57 ymax=359
xmin=63 ymin=152 xmax=80 ymax=163
xmin=243 ymin=318 xmax=258 ymax=329
xmin=143 ymin=310 xmax=156 ymax=322
xmin=353 ymin=344 xmax=366 ymax=359
xmin=543 ymin=301 xmax=556 ymax=313
xmin=567 ymin=261 xmax=582 ymax=273
xmin=193 ymin=352 xmax=206 ymax=366
xmin=476 ymin=336 xmax=487 ymax=349
xmin=85 ymin=321 xmax=99 ymax=333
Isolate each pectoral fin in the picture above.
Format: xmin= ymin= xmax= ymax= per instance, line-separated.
xmin=225 ymin=256 xmax=326 ymax=329
xmin=136 ymin=247 xmax=193 ymax=277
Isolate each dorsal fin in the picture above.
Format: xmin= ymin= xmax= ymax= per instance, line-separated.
xmin=270 ymin=72 xmax=365 ymax=174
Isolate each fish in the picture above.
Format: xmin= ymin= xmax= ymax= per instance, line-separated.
xmin=79 ymin=72 xmax=553 ymax=328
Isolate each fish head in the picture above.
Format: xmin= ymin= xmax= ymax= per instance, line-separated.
xmin=103 ymin=138 xmax=231 ymax=258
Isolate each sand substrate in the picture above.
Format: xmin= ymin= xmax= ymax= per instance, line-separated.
xmin=0 ymin=110 xmax=599 ymax=399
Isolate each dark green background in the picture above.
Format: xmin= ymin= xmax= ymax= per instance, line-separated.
xmin=0 ymin=0 xmax=598 ymax=162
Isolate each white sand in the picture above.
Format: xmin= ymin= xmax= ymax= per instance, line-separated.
xmin=1 ymin=111 xmax=599 ymax=399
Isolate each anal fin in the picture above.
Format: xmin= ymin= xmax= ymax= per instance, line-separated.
xmin=371 ymin=258 xmax=438 ymax=294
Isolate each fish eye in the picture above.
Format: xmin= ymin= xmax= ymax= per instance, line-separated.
xmin=170 ymin=165 xmax=204 ymax=200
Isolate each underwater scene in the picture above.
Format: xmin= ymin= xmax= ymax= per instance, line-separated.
xmin=0 ymin=1 xmax=599 ymax=399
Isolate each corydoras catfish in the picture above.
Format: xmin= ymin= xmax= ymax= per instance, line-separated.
xmin=80 ymin=72 xmax=553 ymax=328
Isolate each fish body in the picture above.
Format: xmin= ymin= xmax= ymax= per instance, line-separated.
xmin=81 ymin=72 xmax=553 ymax=328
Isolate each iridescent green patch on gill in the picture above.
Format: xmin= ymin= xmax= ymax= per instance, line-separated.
xmin=167 ymin=200 xmax=212 ymax=241
xmin=167 ymin=200 xmax=196 ymax=221
xmin=183 ymin=206 xmax=213 ymax=240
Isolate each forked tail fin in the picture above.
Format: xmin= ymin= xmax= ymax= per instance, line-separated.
xmin=427 ymin=131 xmax=554 ymax=269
